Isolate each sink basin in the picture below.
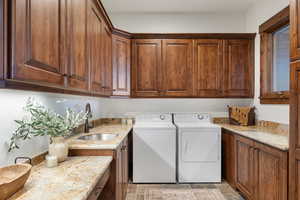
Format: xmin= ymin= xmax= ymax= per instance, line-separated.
xmin=77 ymin=133 xmax=119 ymax=141
xmin=0 ymin=163 xmax=32 ymax=200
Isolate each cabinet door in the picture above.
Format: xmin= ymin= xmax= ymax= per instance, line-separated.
xmin=11 ymin=0 xmax=65 ymax=86
xmin=194 ymin=39 xmax=223 ymax=97
xmin=255 ymin=143 xmax=288 ymax=200
xmin=102 ymin=24 xmax=113 ymax=96
xmin=235 ymin=136 xmax=255 ymax=200
xmin=291 ymin=0 xmax=300 ymax=60
xmin=87 ymin=1 xmax=103 ymax=95
xmin=66 ymin=0 xmax=89 ymax=91
xmin=132 ymin=39 xmax=162 ymax=97
xmin=116 ymin=146 xmax=123 ymax=200
xmin=162 ymin=39 xmax=193 ymax=97
xmin=290 ymin=61 xmax=300 ymax=200
xmin=122 ymin=137 xmax=129 ymax=200
xmin=221 ymin=129 xmax=236 ymax=188
xmin=224 ymin=40 xmax=254 ymax=97
xmin=112 ymin=35 xmax=131 ymax=96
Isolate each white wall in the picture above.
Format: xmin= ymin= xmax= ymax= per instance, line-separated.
xmin=101 ymin=98 xmax=253 ymax=118
xmin=245 ymin=0 xmax=289 ymax=124
xmin=0 ymin=90 xmax=111 ymax=166
xmin=109 ymin=12 xmax=246 ymax=33
xmin=0 ymin=89 xmax=252 ymax=166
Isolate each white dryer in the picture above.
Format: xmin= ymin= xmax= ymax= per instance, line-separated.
xmin=174 ymin=113 xmax=221 ymax=183
xmin=133 ymin=114 xmax=177 ymax=183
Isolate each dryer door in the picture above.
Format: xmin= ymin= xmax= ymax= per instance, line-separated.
xmin=181 ymin=128 xmax=220 ymax=162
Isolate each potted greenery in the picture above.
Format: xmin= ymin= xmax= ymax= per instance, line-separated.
xmin=9 ymin=98 xmax=87 ymax=162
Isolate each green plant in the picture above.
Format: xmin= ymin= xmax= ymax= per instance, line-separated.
xmin=8 ymin=98 xmax=87 ymax=152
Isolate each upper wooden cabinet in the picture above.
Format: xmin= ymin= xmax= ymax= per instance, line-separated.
xmin=194 ymin=39 xmax=224 ymax=97
xmin=132 ymin=38 xmax=254 ymax=98
xmin=132 ymin=39 xmax=162 ymax=97
xmin=5 ymin=1 xmax=255 ymax=98
xmin=87 ymin=1 xmax=103 ymax=95
xmin=102 ymin=24 xmax=113 ymax=96
xmin=112 ymin=35 xmax=131 ymax=96
xmin=224 ymin=40 xmax=254 ymax=97
xmin=10 ymin=0 xmax=65 ymax=87
xmin=66 ymin=0 xmax=89 ymax=92
xmin=162 ymin=39 xmax=193 ymax=97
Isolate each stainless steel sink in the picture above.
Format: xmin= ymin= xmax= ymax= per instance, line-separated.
xmin=77 ymin=133 xmax=119 ymax=141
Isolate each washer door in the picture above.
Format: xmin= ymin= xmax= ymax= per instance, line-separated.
xmin=181 ymin=128 xmax=220 ymax=162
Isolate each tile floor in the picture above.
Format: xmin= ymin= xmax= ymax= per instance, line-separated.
xmin=126 ymin=182 xmax=244 ymax=200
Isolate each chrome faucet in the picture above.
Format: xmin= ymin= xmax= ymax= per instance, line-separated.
xmin=84 ymin=103 xmax=94 ymax=133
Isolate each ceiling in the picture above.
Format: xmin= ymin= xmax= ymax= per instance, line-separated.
xmin=102 ymin=0 xmax=258 ymax=14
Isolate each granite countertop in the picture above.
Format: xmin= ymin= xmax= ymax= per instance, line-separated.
xmin=217 ymin=123 xmax=289 ymax=151
xmin=9 ymin=156 xmax=112 ymax=200
xmin=68 ymin=124 xmax=133 ymax=150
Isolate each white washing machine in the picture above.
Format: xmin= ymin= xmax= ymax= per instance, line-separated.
xmin=174 ymin=113 xmax=221 ymax=183
xmin=133 ymin=114 xmax=177 ymax=183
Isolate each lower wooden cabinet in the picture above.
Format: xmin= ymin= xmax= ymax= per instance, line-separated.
xmin=255 ymin=142 xmax=288 ymax=200
xmin=87 ymin=166 xmax=111 ymax=200
xmin=235 ymin=136 xmax=255 ymax=200
xmin=221 ymin=129 xmax=236 ymax=189
xmin=69 ymin=134 xmax=130 ymax=200
xmin=222 ymin=129 xmax=288 ymax=200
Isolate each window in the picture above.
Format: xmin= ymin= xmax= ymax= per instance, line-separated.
xmin=272 ymin=25 xmax=290 ymax=92
xmin=259 ymin=7 xmax=290 ymax=104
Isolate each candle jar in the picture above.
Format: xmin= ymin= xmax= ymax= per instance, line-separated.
xmin=45 ymin=155 xmax=58 ymax=168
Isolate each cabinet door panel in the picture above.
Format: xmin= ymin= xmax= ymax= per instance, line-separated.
xmin=290 ymin=60 xmax=300 ymax=200
xmin=224 ymin=40 xmax=254 ymax=97
xmin=113 ymin=35 xmax=130 ymax=96
xmin=102 ymin=24 xmax=112 ymax=96
xmin=162 ymin=39 xmax=193 ymax=96
xmin=256 ymin=148 xmax=287 ymax=200
xmin=88 ymin=2 xmax=103 ymax=94
xmin=116 ymin=147 xmax=123 ymax=200
xmin=132 ymin=39 xmax=162 ymax=97
xmin=11 ymin=0 xmax=65 ymax=86
xmin=221 ymin=129 xmax=236 ymax=188
xmin=67 ymin=0 xmax=89 ymax=91
xmin=194 ymin=39 xmax=223 ymax=97
xmin=291 ymin=0 xmax=300 ymax=60
xmin=122 ymin=138 xmax=129 ymax=199
xmin=235 ymin=136 xmax=255 ymax=200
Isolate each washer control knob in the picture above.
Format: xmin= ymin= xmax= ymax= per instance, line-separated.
xmin=197 ymin=114 xmax=204 ymax=120
xmin=160 ymin=115 xmax=166 ymax=120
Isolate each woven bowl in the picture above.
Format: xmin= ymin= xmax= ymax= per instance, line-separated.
xmin=0 ymin=164 xmax=32 ymax=200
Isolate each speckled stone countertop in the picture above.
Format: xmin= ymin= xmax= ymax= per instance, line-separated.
xmin=217 ymin=123 xmax=289 ymax=151
xmin=68 ymin=124 xmax=133 ymax=150
xmin=8 ymin=156 xmax=112 ymax=200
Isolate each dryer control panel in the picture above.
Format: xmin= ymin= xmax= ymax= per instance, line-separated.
xmin=173 ymin=113 xmax=211 ymax=123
